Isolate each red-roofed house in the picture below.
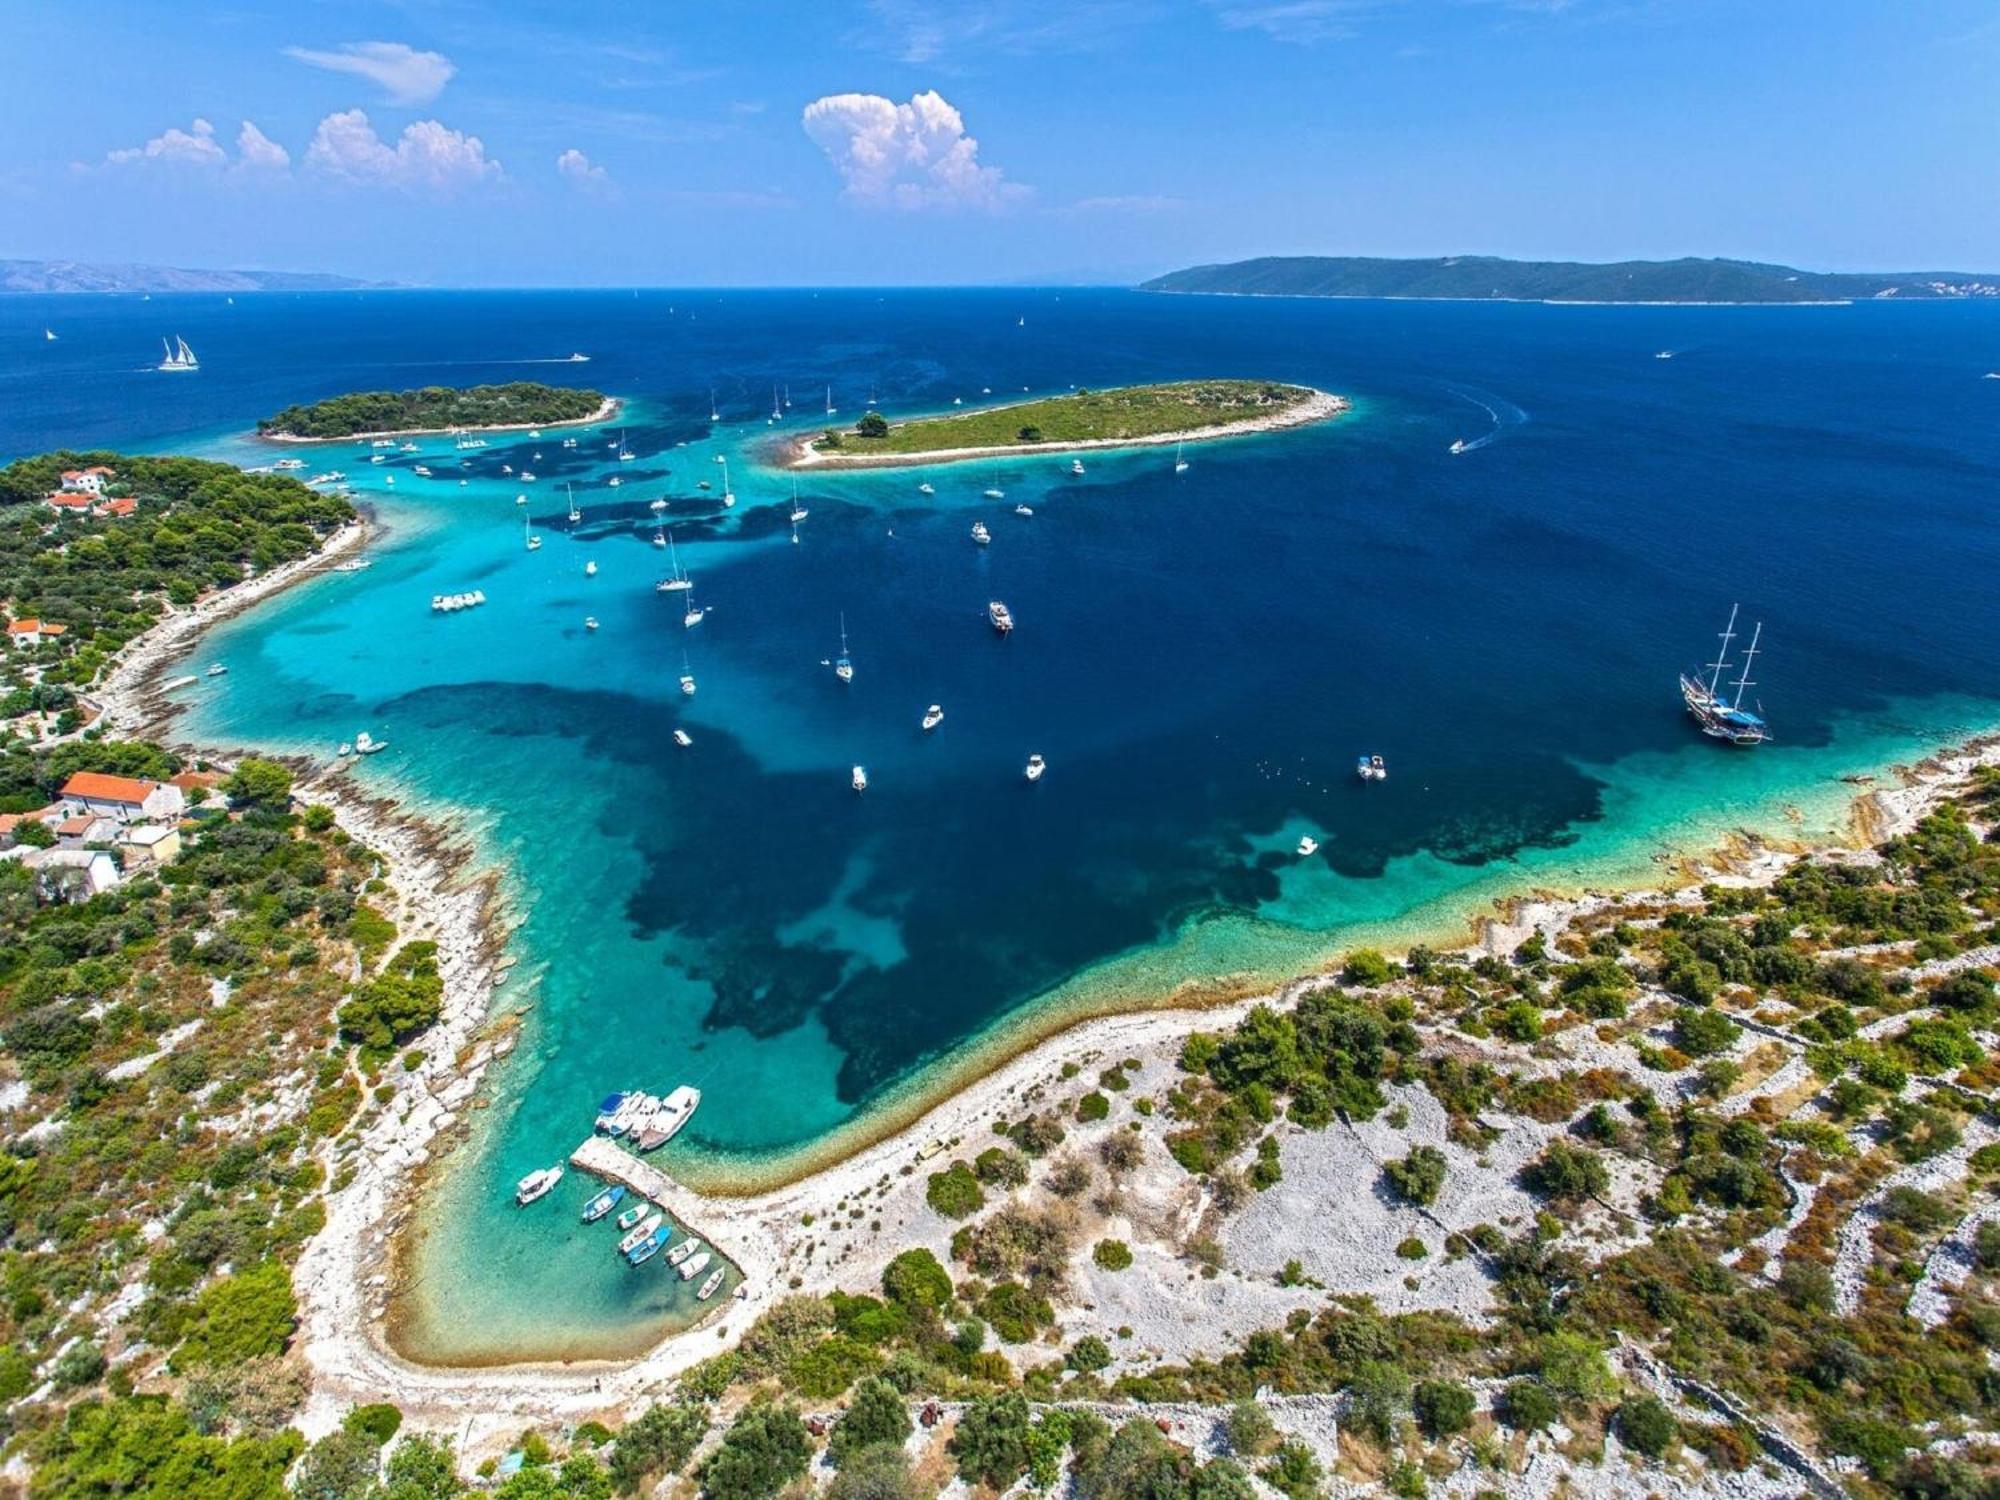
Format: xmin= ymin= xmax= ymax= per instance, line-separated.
xmin=99 ymin=497 xmax=138 ymax=519
xmin=6 ymin=620 xmax=66 ymax=647
xmin=59 ymin=466 xmax=114 ymax=495
xmin=45 ymin=492 xmax=94 ymax=512
xmin=58 ymin=772 xmax=185 ymax=824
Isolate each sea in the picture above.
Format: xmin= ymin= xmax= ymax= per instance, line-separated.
xmin=3 ymin=287 xmax=1997 ymax=1363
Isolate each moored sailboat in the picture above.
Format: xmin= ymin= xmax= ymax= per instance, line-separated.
xmin=1679 ymin=605 xmax=1771 ymax=745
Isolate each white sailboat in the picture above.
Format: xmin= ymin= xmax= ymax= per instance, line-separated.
xmin=789 ymin=478 xmax=809 ymax=524
xmin=656 ymin=531 xmax=692 ymax=592
xmin=679 ymin=650 xmax=697 ymax=696
xmin=524 ymin=514 xmax=541 ymax=551
xmin=157 ymin=335 xmax=198 ymax=372
xmin=43 ymin=328 xmax=56 ymax=342
xmin=771 ymin=385 xmax=782 ymax=421
xmin=1174 ymin=439 xmax=1189 ymax=474
xmin=824 ymin=384 xmax=835 ymax=416
xmin=709 ymin=388 xmax=720 ymax=423
xmin=720 ymin=457 xmax=734 ymax=508
xmin=834 ymin=613 xmax=853 ymax=683
xmin=566 ymin=483 xmax=582 ymax=524
xmin=683 ymin=586 xmax=705 ymax=629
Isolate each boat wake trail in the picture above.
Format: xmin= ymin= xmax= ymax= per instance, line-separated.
xmin=1441 ymin=384 xmax=1528 ymax=454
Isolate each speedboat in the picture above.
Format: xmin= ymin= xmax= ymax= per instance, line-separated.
xmin=1448 ymin=439 xmax=1467 ymax=455
xmin=607 ymin=476 xmax=621 ymax=487
xmin=594 ymin=1092 xmax=631 ymax=1131
xmin=354 ymin=732 xmax=386 ymax=754
xmin=337 ymin=742 xmax=353 ymax=757
xmin=584 ymin=617 xmax=599 ymax=632
xmin=1070 ymin=459 xmax=1085 ymax=475
xmin=413 ymin=465 xmax=432 ymax=477
xmin=515 ymin=1166 xmax=563 ymax=1205
xmin=679 ymin=671 xmax=697 ymax=696
xmin=970 ymin=522 xmax=991 ymax=546
xmin=677 ymin=1250 xmax=713 ymax=1281
xmin=1014 ymin=504 xmax=1033 ymax=517
xmin=516 ymin=493 xmax=527 ymax=505
xmin=585 ymin=561 xmax=598 ymax=576
xmin=1297 ymin=835 xmax=1320 ymax=857
xmin=650 ymin=498 xmax=668 ymax=512
xmin=618 ymin=1212 xmax=665 ymax=1256
xmin=982 ymin=487 xmax=1004 ymax=500
xmin=917 ymin=482 xmax=935 ymax=496
xmin=988 ymin=601 xmax=1013 ymax=634
xmin=1024 ymin=754 xmax=1046 ymax=783
xmin=581 ymin=1185 xmax=627 ymax=1222
xmin=673 ymin=729 xmax=693 ymax=748
xmin=520 ymin=472 xmax=537 ymax=482
xmin=1356 ymin=755 xmax=1387 ymax=782
xmin=627 ymin=1225 xmax=672 ymax=1266
xmin=666 ymin=1235 xmax=703 ymax=1267
xmin=922 ymin=704 xmax=944 ymax=732
xmin=614 ymin=1202 xmax=648 ymax=1232
xmin=206 ymin=663 xmax=228 ymax=677
xmin=851 ymin=766 xmax=868 ymax=793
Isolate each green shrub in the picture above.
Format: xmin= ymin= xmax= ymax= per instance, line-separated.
xmin=830 ymin=1377 xmax=911 ymax=1461
xmin=1076 ymin=1092 xmax=1110 ymax=1122
xmin=1094 ymin=1239 xmax=1134 ymax=1271
xmin=699 ymin=1404 xmax=811 ymax=1500
xmin=1614 ymin=1395 xmax=1677 ymax=1458
xmin=925 ymin=1162 xmax=985 ymax=1219
xmin=1499 ymin=1379 xmax=1559 ymax=1432
xmin=881 ymin=1247 xmax=953 ymax=1308
xmin=1384 ymin=1145 xmax=1448 ymax=1206
xmin=1412 ymin=1379 xmax=1474 ymax=1439
xmin=344 ymin=1402 xmax=403 ymax=1445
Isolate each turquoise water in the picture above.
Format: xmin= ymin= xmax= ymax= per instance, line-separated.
xmin=6 ymin=287 xmax=1998 ymax=1361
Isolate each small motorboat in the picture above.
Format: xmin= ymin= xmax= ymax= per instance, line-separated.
xmin=584 ymin=616 xmax=600 ymax=632
xmin=585 ymin=560 xmax=598 ymax=577
xmin=1024 ymin=754 xmax=1046 ymax=783
xmin=970 ymin=522 xmax=991 ymax=546
xmin=516 ymin=493 xmax=527 ymax=505
xmin=1070 ymin=459 xmax=1085 ymax=475
xmin=627 ymin=1225 xmax=673 ymax=1266
xmin=581 ymin=1185 xmax=627 ymax=1223
xmin=698 ymin=1266 xmax=726 ymax=1300
xmin=354 ymin=732 xmax=386 ymax=754
xmin=851 ymin=766 xmax=868 ymax=793
xmin=1297 ymin=835 xmax=1320 ymax=857
xmin=679 ymin=672 xmax=697 ymax=696
xmin=515 ymin=1166 xmax=563 ymax=1206
xmin=593 ymin=1092 xmax=631 ymax=1131
xmin=1448 ymin=439 xmax=1467 ymax=455
xmin=1014 ymin=504 xmax=1033 ymax=517
xmin=614 ymin=1202 xmax=648 ymax=1232
xmin=337 ymin=742 xmax=353 ymax=757
xmin=922 ymin=704 xmax=944 ymax=732
xmin=618 ymin=1211 xmax=665 ymax=1255
xmin=666 ymin=1235 xmax=704 ymax=1267
xmin=677 ymin=1250 xmax=713 ymax=1281
xmin=206 ymin=663 xmax=228 ymax=677
xmin=988 ymin=600 xmax=1013 ymax=634
xmin=1357 ymin=755 xmax=1387 ymax=782
xmin=982 ymin=487 xmax=1004 ymax=499
xmin=673 ymin=729 xmax=693 ymax=748
xmin=917 ymin=482 xmax=935 ymax=496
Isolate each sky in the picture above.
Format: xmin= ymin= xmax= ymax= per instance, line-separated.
xmin=4 ymin=0 xmax=1998 ymax=286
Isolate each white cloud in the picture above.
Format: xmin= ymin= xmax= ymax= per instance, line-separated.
xmin=556 ymin=148 xmax=610 ymax=189
xmin=234 ymin=121 xmax=291 ymax=174
xmin=1206 ymin=0 xmax=1386 ymax=42
xmin=284 ymin=41 xmax=456 ymax=105
xmin=801 ymin=90 xmax=1024 ymax=211
xmin=1071 ymin=194 xmax=1186 ymax=214
xmin=106 ymin=118 xmax=228 ymax=169
xmin=306 ymin=110 xmax=501 ymax=192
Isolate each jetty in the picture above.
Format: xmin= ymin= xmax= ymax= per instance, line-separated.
xmin=569 ymin=1135 xmax=687 ymax=1210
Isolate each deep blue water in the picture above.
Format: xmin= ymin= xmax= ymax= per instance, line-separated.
xmin=5 ymin=287 xmax=1998 ymax=1359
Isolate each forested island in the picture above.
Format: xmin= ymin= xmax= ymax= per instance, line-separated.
xmin=1141 ymin=255 xmax=2000 ymax=304
xmin=257 ymin=382 xmax=610 ymax=441
xmin=798 ymin=380 xmax=1340 ymax=467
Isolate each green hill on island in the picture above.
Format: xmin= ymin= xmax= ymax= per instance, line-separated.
xmin=809 ymin=380 xmax=1321 ymax=462
xmin=257 ymin=382 xmax=606 ymax=440
xmin=1140 ymin=255 xmax=2000 ymax=304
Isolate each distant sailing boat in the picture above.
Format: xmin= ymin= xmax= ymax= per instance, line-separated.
xmin=709 ymin=388 xmax=720 ymax=423
xmin=789 ymin=478 xmax=809 ymax=525
xmin=719 ymin=457 xmax=734 ymax=508
xmin=157 ymin=335 xmax=198 ymax=372
xmin=834 ymin=612 xmax=853 ymax=683
xmin=771 ymin=385 xmax=782 ymax=421
xmin=1174 ymin=439 xmax=1189 ymax=474
xmin=1678 ymin=604 xmax=1771 ymax=746
xmin=824 ymin=384 xmax=835 ymax=416
xmin=682 ymin=584 xmax=705 ymax=629
xmin=43 ymin=328 xmax=56 ymax=342
xmin=566 ymin=482 xmax=582 ymax=524
xmin=679 ymin=649 xmax=697 ymax=696
xmin=656 ymin=530 xmax=692 ymax=592
xmin=524 ymin=513 xmax=541 ymax=551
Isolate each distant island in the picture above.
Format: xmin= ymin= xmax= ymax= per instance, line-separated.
xmin=794 ymin=380 xmax=1343 ymax=468
xmin=0 ymin=258 xmax=382 ymax=295
xmin=1140 ymin=255 xmax=2000 ymax=305
xmin=258 ymin=382 xmax=612 ymax=442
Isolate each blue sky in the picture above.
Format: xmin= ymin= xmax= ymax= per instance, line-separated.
xmin=5 ymin=0 xmax=1998 ymax=285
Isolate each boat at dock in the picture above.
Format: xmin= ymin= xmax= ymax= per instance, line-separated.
xmin=581 ymin=1184 xmax=627 ymax=1222
xmin=594 ymin=1092 xmax=632 ymax=1131
xmin=627 ymin=1225 xmax=673 ymax=1265
xmin=614 ymin=1202 xmax=648 ymax=1232
xmin=666 ymin=1236 xmax=704 ymax=1268
xmin=618 ymin=1211 xmax=665 ymax=1255
xmin=677 ymin=1249 xmax=713 ymax=1281
xmin=1680 ymin=604 xmax=1771 ymax=745
xmin=515 ymin=1166 xmax=563 ymax=1205
xmin=988 ymin=601 xmax=1013 ymax=634
xmin=698 ymin=1266 xmax=726 ymax=1300
xmin=638 ymin=1084 xmax=702 ymax=1149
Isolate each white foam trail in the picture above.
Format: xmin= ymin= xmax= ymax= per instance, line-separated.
xmin=1442 ymin=384 xmax=1527 ymax=453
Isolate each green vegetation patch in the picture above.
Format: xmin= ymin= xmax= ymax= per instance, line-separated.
xmin=258 ymin=382 xmax=606 ymax=439
xmin=812 ymin=381 xmax=1316 ymax=458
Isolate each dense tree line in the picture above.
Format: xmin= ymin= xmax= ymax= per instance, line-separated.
xmin=257 ymin=384 xmax=605 ymax=439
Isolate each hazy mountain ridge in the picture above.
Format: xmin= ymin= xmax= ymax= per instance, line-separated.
xmin=0 ymin=258 xmax=380 ymax=294
xmin=1140 ymin=254 xmax=2000 ymax=303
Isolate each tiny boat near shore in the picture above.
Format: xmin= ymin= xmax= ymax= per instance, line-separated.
xmin=515 ymin=1166 xmax=563 ymax=1205
xmin=354 ymin=732 xmax=386 ymax=754
xmin=618 ymin=1212 xmax=665 ymax=1255
xmin=614 ymin=1202 xmax=648 ymax=1232
xmin=667 ymin=1236 xmax=703 ymax=1268
xmin=628 ymin=1225 xmax=672 ymax=1266
xmin=581 ymin=1185 xmax=627 ymax=1222
xmin=918 ymin=482 xmax=935 ymax=496
xmin=698 ymin=1266 xmax=726 ymax=1300
xmin=677 ymin=1250 xmax=713 ymax=1281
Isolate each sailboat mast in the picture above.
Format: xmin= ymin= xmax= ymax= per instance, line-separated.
xmin=1729 ymin=622 xmax=1762 ymax=710
xmin=1704 ymin=603 xmax=1740 ymax=699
